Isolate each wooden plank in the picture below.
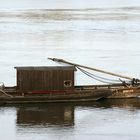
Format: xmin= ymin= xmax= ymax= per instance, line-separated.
xmin=16 ymin=67 xmax=75 ymax=92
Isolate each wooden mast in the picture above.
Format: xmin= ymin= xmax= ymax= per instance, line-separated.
xmin=48 ymin=58 xmax=134 ymax=80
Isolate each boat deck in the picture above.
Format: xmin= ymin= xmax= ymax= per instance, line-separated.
xmin=0 ymin=84 xmax=140 ymax=104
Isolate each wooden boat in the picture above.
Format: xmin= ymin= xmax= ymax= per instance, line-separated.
xmin=0 ymin=58 xmax=140 ymax=104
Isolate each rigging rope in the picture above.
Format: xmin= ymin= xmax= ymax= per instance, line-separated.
xmin=48 ymin=58 xmax=139 ymax=85
xmin=76 ymin=66 xmax=131 ymax=84
xmin=48 ymin=58 xmax=133 ymax=80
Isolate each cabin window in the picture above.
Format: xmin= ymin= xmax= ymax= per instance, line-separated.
xmin=64 ymin=80 xmax=72 ymax=88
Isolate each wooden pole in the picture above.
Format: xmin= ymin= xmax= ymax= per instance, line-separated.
xmin=48 ymin=58 xmax=133 ymax=80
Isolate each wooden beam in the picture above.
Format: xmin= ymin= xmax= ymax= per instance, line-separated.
xmin=48 ymin=58 xmax=133 ymax=80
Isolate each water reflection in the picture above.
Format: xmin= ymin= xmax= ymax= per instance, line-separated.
xmin=1 ymin=99 xmax=140 ymax=140
xmin=16 ymin=98 xmax=140 ymax=128
xmin=98 ymin=98 xmax=140 ymax=109
xmin=17 ymin=104 xmax=74 ymax=126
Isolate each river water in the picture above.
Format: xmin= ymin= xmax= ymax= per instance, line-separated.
xmin=1 ymin=0 xmax=140 ymax=139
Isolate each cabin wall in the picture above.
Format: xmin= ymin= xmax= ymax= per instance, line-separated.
xmin=16 ymin=67 xmax=74 ymax=92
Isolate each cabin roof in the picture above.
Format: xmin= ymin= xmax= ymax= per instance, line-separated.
xmin=14 ymin=66 xmax=76 ymax=71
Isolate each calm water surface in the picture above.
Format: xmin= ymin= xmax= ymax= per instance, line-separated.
xmin=1 ymin=99 xmax=140 ymax=140
xmin=1 ymin=0 xmax=140 ymax=139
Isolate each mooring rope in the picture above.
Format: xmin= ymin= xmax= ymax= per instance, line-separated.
xmin=0 ymin=82 xmax=13 ymax=98
xmin=0 ymin=89 xmax=13 ymax=98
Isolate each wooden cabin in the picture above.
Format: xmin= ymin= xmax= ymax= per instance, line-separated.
xmin=15 ymin=66 xmax=75 ymax=92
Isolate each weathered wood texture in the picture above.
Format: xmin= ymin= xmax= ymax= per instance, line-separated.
xmin=15 ymin=66 xmax=75 ymax=92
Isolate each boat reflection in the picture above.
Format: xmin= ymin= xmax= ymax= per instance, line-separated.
xmin=17 ymin=104 xmax=74 ymax=126
xmin=98 ymin=98 xmax=140 ymax=109
xmin=16 ymin=98 xmax=140 ymax=127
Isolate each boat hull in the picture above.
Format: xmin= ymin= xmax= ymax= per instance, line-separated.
xmin=108 ymin=88 xmax=140 ymax=98
xmin=0 ymin=85 xmax=140 ymax=104
xmin=0 ymin=88 xmax=112 ymax=104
